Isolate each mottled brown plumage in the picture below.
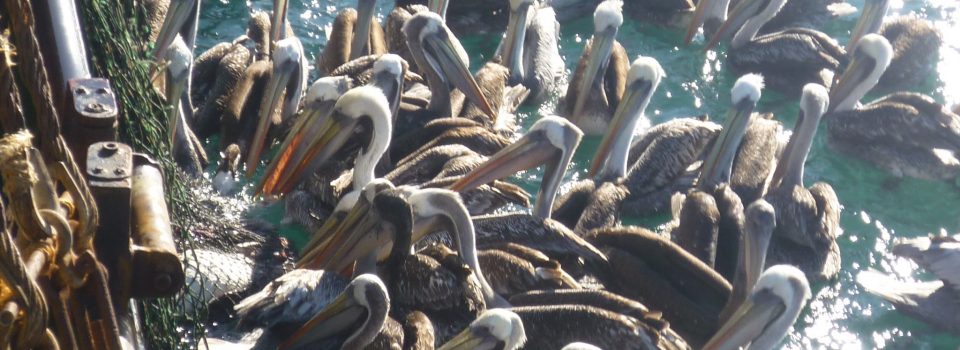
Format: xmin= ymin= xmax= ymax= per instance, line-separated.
xmin=730 ymin=114 xmax=783 ymax=204
xmin=317 ymin=8 xmax=388 ymax=75
xmin=511 ymin=305 xmax=662 ymax=350
xmin=561 ymin=40 xmax=629 ymax=134
xmin=878 ymin=16 xmax=941 ymax=91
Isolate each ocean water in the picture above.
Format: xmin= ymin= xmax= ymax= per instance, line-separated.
xmin=194 ymin=0 xmax=960 ymax=348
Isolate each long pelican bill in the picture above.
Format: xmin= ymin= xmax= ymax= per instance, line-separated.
xmin=351 ymin=0 xmax=377 ymax=60
xmin=152 ymin=0 xmax=197 ymax=61
xmin=571 ymin=26 xmax=617 ymax=122
xmin=450 ymin=116 xmax=581 ymax=218
xmin=245 ymin=38 xmax=304 ymax=179
xmin=421 ymin=24 xmax=497 ymax=120
xmin=297 ymin=194 xmax=365 ymax=269
xmin=847 ymin=0 xmax=890 ymax=51
xmin=439 ymin=327 xmax=490 ymax=350
xmin=588 ymin=57 xmax=663 ymax=180
xmin=702 ymin=0 xmax=764 ymax=51
xmin=317 ymin=200 xmax=391 ymax=274
xmin=503 ymin=0 xmax=535 ymax=84
xmin=164 ymin=37 xmax=193 ymax=149
xmin=278 ymin=287 xmax=365 ymax=350
xmin=428 ymin=0 xmax=450 ymax=19
xmin=271 ymin=0 xmax=290 ymax=44
xmin=698 ymin=74 xmax=763 ymax=189
xmin=702 ymin=289 xmax=786 ymax=350
xmin=684 ymin=0 xmax=713 ymax=44
xmin=827 ymin=43 xmax=878 ymax=113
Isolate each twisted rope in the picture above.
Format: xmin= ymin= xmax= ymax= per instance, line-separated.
xmin=0 ymin=29 xmax=25 ymax=133
xmin=0 ymin=213 xmax=49 ymax=348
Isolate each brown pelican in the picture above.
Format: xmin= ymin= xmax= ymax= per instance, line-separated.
xmin=509 ymin=305 xmax=666 ymax=349
xmin=234 ymin=269 xmax=349 ymax=332
xmin=213 ymin=144 xmax=242 ymax=195
xmin=276 ymin=274 xmax=393 ymax=349
xmin=498 ymin=0 xmax=565 ymax=103
xmin=508 ymin=289 xmax=692 ymax=349
xmin=163 ymin=37 xmax=208 ymax=177
xmin=826 ymin=34 xmax=960 ymax=181
xmin=847 ymin=0 xmax=942 ymax=92
xmin=552 ymin=57 xmax=664 ymax=233
xmin=684 ymin=0 xmax=731 ymax=44
xmin=399 ymin=12 xmax=496 ymax=128
xmin=316 ymin=0 xmax=387 ymax=75
xmin=703 ymin=0 xmax=846 ymax=97
xmin=588 ymin=226 xmax=732 ymax=346
xmin=191 ymin=34 xmax=254 ymax=138
xmin=857 ymin=234 xmax=960 ymax=334
xmin=560 ymin=0 xmax=629 ymax=135
xmin=256 ymin=83 xmax=392 ymax=197
xmin=478 ymin=245 xmax=580 ymax=297
xmin=764 ymin=83 xmax=841 ymax=282
xmin=444 ymin=117 xmax=607 ymax=265
xmin=703 ymin=265 xmax=811 ymax=350
xmin=718 ymin=200 xmax=775 ymax=323
xmin=438 ymin=309 xmax=527 ymax=350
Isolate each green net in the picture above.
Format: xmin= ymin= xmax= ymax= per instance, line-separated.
xmin=78 ymin=0 xmax=208 ymax=348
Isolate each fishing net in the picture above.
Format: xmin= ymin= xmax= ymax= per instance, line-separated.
xmin=76 ymin=0 xmax=283 ymax=348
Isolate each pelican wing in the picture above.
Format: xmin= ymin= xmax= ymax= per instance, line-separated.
xmin=829 ymin=92 xmax=960 ymax=151
xmin=234 ymin=269 xmax=349 ymax=327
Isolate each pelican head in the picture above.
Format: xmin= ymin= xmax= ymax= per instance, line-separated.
xmin=403 ymin=12 xmax=496 ymax=119
xmin=257 ymin=85 xmax=391 ymax=197
xmin=828 ymin=34 xmax=892 ymax=112
xmin=684 ymin=0 xmax=732 ymax=44
xmin=589 ymin=56 xmax=664 ymax=181
xmin=703 ymin=265 xmax=811 ymax=350
xmin=705 ymin=0 xmax=788 ymax=50
xmin=848 ymin=0 xmax=891 ymax=50
xmin=772 ymin=84 xmax=829 ymax=189
xmin=698 ymin=74 xmax=764 ymax=190
xmin=502 ymin=0 xmax=537 ymax=84
xmin=310 ymin=188 xmax=413 ymax=274
xmin=151 ymin=0 xmax=198 ymax=60
xmin=406 ymin=188 xmax=510 ymax=308
xmin=721 ymin=199 xmax=776 ymax=323
xmin=298 ymin=179 xmax=395 ymax=269
xmin=164 ymin=36 xmax=193 ymax=147
xmin=279 ymin=274 xmax=390 ymax=350
xmin=439 ymin=309 xmax=527 ymax=350
xmin=562 ymin=343 xmax=602 ymax=350
xmin=450 ymin=116 xmax=583 ymax=218
xmin=245 ymin=37 xmax=306 ymax=178
xmin=571 ymin=0 xmax=624 ymax=119
xmin=370 ymin=54 xmax=406 ymax=118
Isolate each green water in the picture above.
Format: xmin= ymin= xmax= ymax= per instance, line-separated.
xmin=195 ymin=0 xmax=960 ymax=348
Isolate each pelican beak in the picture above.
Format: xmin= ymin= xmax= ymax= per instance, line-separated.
xmin=450 ymin=117 xmax=581 ymax=218
xmin=571 ymin=26 xmax=618 ymax=120
xmin=503 ymin=0 xmax=533 ymax=84
xmin=278 ymin=289 xmax=365 ymax=350
xmin=535 ymin=266 xmax=582 ymax=289
xmin=370 ymin=66 xmax=404 ymax=119
xmin=848 ymin=0 xmax=889 ymax=51
xmin=351 ymin=0 xmax=378 ymax=60
xmin=428 ymin=0 xmax=449 ymax=19
xmin=245 ymin=38 xmax=304 ymax=179
xmin=684 ymin=0 xmax=712 ymax=44
xmin=271 ymin=0 xmax=290 ymax=44
xmin=827 ymin=49 xmax=874 ymax=113
xmin=421 ymin=27 xmax=497 ymax=120
xmin=438 ymin=327 xmax=490 ymax=350
xmin=703 ymin=0 xmax=763 ymax=51
xmin=698 ymin=97 xmax=755 ymax=189
xmin=151 ymin=0 xmax=197 ymax=61
xmin=588 ymin=77 xmax=655 ymax=179
xmin=297 ymin=196 xmax=369 ymax=269
xmin=164 ymin=37 xmax=192 ymax=148
xmin=702 ymin=290 xmax=785 ymax=350
xmin=317 ymin=201 xmax=389 ymax=273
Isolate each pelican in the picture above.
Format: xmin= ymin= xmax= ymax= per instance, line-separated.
xmin=233 ymin=269 xmax=349 ymax=332
xmin=553 ymin=56 xmax=664 ymax=233
xmin=857 ymin=234 xmax=960 ymax=334
xmin=703 ymin=0 xmax=846 ymax=97
xmin=277 ymin=274 xmax=390 ymax=349
xmin=509 ymin=305 xmax=667 ymax=349
xmin=163 ymin=36 xmax=208 ymax=177
xmin=702 ymin=265 xmax=811 ymax=350
xmin=560 ymin=0 xmax=629 ymax=135
xmin=764 ymin=84 xmax=841 ymax=282
xmin=317 ymin=0 xmax=387 ymax=75
xmin=212 ymin=144 xmax=241 ymax=195
xmin=718 ymin=200 xmax=776 ymax=323
xmin=398 ymin=12 xmax=496 ymax=131
xmin=445 ymin=117 xmax=608 ymax=266
xmin=498 ymin=0 xmax=565 ymax=103
xmin=478 ymin=245 xmax=580 ymax=297
xmin=847 ymin=0 xmax=942 ymax=92
xmin=191 ymin=34 xmax=254 ymax=138
xmin=826 ymin=34 xmax=960 ymax=181
xmin=438 ymin=309 xmax=527 ymax=350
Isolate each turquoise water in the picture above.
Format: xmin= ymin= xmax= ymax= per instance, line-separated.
xmin=195 ymin=0 xmax=960 ymax=348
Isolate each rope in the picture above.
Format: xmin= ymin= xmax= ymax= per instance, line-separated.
xmin=0 ymin=29 xmax=26 ymax=133
xmin=0 ymin=222 xmax=49 ymax=347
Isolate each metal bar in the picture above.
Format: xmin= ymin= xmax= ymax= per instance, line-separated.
xmin=31 ymin=0 xmax=92 ymax=111
xmin=130 ymin=155 xmax=183 ymax=298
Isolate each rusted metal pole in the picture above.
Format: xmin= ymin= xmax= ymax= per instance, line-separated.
xmin=31 ymin=0 xmax=92 ymax=110
xmin=130 ymin=156 xmax=184 ymax=298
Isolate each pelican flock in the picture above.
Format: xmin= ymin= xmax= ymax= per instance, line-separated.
xmin=144 ymin=0 xmax=960 ymax=347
